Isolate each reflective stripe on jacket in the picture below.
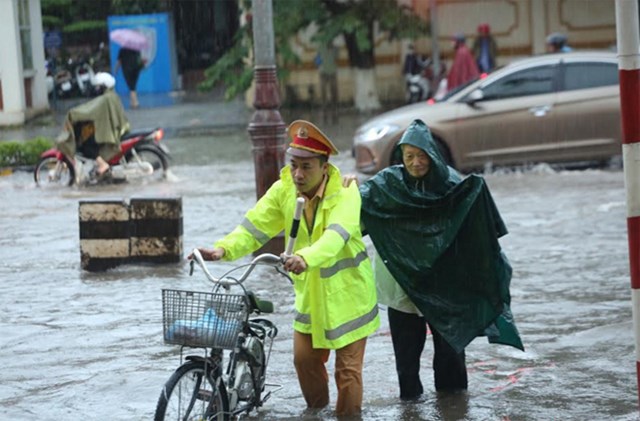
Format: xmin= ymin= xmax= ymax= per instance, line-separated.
xmin=215 ymin=163 xmax=379 ymax=349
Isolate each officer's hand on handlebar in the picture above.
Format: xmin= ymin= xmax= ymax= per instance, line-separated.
xmin=281 ymin=254 xmax=307 ymax=275
xmin=188 ymin=247 xmax=225 ymax=261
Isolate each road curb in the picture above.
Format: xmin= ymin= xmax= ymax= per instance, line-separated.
xmin=0 ymin=165 xmax=33 ymax=176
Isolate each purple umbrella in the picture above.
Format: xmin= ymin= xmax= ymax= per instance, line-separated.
xmin=109 ymin=28 xmax=148 ymax=51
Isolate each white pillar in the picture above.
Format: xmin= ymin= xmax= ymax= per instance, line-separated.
xmin=0 ymin=0 xmax=49 ymax=126
xmin=28 ymin=0 xmax=49 ymax=114
xmin=0 ymin=0 xmax=27 ymax=125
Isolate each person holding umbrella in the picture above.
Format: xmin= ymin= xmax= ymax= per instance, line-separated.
xmin=110 ymin=28 xmax=147 ymax=108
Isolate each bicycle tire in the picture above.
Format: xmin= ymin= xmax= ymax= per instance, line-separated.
xmin=154 ymin=360 xmax=229 ymax=421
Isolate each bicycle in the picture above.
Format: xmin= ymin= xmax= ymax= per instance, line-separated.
xmin=154 ymin=248 xmax=294 ymax=421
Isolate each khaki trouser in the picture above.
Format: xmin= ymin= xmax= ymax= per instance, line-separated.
xmin=293 ymin=331 xmax=367 ymax=417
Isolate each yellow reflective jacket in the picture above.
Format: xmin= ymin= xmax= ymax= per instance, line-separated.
xmin=215 ymin=163 xmax=379 ymax=349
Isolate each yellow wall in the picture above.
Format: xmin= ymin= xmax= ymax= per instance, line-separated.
xmin=281 ymin=0 xmax=617 ymax=105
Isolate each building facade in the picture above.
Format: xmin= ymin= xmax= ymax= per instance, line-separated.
xmin=0 ymin=0 xmax=48 ymax=126
xmin=0 ymin=0 xmax=620 ymax=124
xmin=283 ymin=0 xmax=618 ymax=106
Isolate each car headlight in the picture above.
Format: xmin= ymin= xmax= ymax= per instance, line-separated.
xmin=357 ymin=124 xmax=401 ymax=142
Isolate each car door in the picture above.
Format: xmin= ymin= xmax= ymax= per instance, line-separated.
xmin=451 ymin=62 xmax=559 ymax=170
xmin=553 ymin=59 xmax=621 ymax=162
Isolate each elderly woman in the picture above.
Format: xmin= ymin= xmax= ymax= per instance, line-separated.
xmin=354 ymin=119 xmax=523 ymax=399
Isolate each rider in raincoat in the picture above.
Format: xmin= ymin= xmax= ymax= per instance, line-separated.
xmin=56 ymin=72 xmax=129 ymax=177
xmin=359 ymin=119 xmax=523 ymax=398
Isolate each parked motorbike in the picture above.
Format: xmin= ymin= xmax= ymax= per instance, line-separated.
xmin=405 ymin=57 xmax=447 ymax=104
xmin=74 ymin=58 xmax=99 ymax=98
xmin=45 ymin=59 xmax=55 ymax=96
xmin=53 ymin=68 xmax=75 ymax=99
xmin=34 ymin=127 xmax=170 ymax=188
xmin=405 ymin=73 xmax=431 ymax=104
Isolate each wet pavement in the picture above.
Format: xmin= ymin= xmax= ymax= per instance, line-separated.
xmin=1 ymin=94 xmax=639 ymax=420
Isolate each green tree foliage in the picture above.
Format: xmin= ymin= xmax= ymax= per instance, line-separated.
xmin=41 ymin=0 xmax=112 ymax=31
xmin=110 ymin=0 xmax=169 ymax=15
xmin=199 ymin=0 xmax=427 ymax=100
xmin=40 ymin=0 xmax=168 ymax=45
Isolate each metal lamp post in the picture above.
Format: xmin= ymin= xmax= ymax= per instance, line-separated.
xmin=248 ymin=0 xmax=286 ymax=252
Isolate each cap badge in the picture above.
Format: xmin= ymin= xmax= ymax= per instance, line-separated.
xmin=297 ymin=126 xmax=308 ymax=138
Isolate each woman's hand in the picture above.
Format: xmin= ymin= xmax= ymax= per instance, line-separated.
xmin=342 ymin=174 xmax=359 ymax=188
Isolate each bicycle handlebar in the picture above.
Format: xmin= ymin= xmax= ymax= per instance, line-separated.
xmin=190 ymin=198 xmax=304 ymax=288
xmin=189 ymin=249 xmax=292 ymax=288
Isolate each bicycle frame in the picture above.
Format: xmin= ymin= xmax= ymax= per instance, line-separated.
xmin=191 ymin=250 xmax=287 ymax=414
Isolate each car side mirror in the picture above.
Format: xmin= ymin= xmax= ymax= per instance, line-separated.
xmin=465 ymin=89 xmax=484 ymax=106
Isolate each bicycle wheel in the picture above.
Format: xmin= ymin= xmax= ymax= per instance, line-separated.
xmin=154 ymin=360 xmax=229 ymax=421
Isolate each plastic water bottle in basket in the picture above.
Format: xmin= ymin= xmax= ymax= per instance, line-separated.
xmin=163 ymin=289 xmax=249 ymax=349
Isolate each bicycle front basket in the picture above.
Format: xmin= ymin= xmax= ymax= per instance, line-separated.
xmin=162 ymin=289 xmax=249 ymax=349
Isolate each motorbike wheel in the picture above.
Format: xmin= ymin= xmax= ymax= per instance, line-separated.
xmin=128 ymin=146 xmax=168 ymax=182
xmin=34 ymin=156 xmax=75 ymax=188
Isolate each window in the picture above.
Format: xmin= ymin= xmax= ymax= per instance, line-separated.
xmin=481 ymin=65 xmax=556 ymax=100
xmin=562 ymin=62 xmax=619 ymax=91
xmin=18 ymin=0 xmax=33 ymax=70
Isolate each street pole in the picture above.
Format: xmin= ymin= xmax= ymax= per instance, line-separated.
xmin=248 ymin=0 xmax=286 ymax=253
xmin=615 ymin=0 xmax=640 ymax=406
xmin=429 ymin=0 xmax=440 ymax=85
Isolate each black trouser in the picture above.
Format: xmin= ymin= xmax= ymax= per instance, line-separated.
xmin=388 ymin=307 xmax=468 ymax=398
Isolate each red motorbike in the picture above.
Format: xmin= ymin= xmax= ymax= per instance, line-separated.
xmin=34 ymin=127 xmax=170 ymax=187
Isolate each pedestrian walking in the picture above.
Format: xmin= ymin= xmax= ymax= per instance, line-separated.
xmin=316 ymin=38 xmax=339 ymax=123
xmin=472 ymin=23 xmax=498 ymax=73
xmin=447 ymin=33 xmax=480 ymax=92
xmin=192 ymin=119 xmax=380 ymax=417
xmin=114 ymin=46 xmax=146 ymax=108
xmin=344 ymin=119 xmax=524 ymax=399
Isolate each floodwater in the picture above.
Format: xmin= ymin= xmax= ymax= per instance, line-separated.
xmin=0 ymin=127 xmax=638 ymax=420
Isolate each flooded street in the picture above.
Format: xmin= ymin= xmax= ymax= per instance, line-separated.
xmin=0 ymin=127 xmax=637 ymax=420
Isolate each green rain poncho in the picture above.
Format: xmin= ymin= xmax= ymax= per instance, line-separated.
xmin=56 ymin=90 xmax=130 ymax=161
xmin=360 ymin=119 xmax=523 ymax=353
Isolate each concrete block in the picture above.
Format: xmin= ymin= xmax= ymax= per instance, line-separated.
xmin=79 ymin=197 xmax=183 ymax=271
xmin=79 ymin=200 xmax=130 ymax=272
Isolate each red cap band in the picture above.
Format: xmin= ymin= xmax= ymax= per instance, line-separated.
xmin=290 ymin=135 xmax=332 ymax=156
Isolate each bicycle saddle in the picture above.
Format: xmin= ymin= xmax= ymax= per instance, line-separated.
xmin=246 ymin=291 xmax=274 ymax=314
